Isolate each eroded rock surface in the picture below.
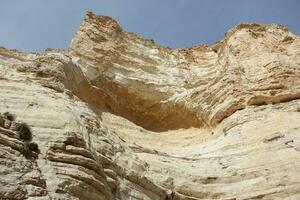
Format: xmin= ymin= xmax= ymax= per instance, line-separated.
xmin=0 ymin=12 xmax=300 ymax=199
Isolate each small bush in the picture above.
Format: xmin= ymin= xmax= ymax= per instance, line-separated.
xmin=28 ymin=142 xmax=40 ymax=153
xmin=18 ymin=123 xmax=32 ymax=142
xmin=3 ymin=112 xmax=15 ymax=121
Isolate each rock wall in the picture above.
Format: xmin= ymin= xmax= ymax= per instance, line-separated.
xmin=0 ymin=12 xmax=299 ymax=199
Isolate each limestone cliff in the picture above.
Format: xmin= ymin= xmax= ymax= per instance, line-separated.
xmin=0 ymin=11 xmax=300 ymax=200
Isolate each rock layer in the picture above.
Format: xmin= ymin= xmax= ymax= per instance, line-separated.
xmin=70 ymin=12 xmax=300 ymax=131
xmin=0 ymin=12 xmax=300 ymax=199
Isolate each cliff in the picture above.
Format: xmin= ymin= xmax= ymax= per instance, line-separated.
xmin=0 ymin=12 xmax=300 ymax=199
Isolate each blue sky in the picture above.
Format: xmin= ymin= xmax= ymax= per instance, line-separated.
xmin=0 ymin=0 xmax=299 ymax=52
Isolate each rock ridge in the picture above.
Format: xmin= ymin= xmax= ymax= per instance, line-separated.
xmin=69 ymin=12 xmax=300 ymax=131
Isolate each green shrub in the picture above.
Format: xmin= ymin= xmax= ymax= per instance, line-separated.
xmin=28 ymin=142 xmax=40 ymax=153
xmin=3 ymin=112 xmax=15 ymax=121
xmin=17 ymin=123 xmax=32 ymax=142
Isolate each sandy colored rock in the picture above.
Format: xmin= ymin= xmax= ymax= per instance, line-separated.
xmin=0 ymin=11 xmax=300 ymax=199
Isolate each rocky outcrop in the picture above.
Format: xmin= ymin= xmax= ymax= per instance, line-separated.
xmin=69 ymin=12 xmax=300 ymax=131
xmin=0 ymin=11 xmax=300 ymax=199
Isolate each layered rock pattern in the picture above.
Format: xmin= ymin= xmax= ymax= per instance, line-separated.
xmin=70 ymin=12 xmax=300 ymax=131
xmin=0 ymin=12 xmax=300 ymax=199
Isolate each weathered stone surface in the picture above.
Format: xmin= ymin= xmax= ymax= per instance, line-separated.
xmin=0 ymin=11 xmax=300 ymax=199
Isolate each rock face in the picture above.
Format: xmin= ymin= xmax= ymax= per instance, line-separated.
xmin=0 ymin=11 xmax=300 ymax=200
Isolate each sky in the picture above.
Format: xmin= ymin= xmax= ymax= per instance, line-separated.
xmin=0 ymin=0 xmax=299 ymax=53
